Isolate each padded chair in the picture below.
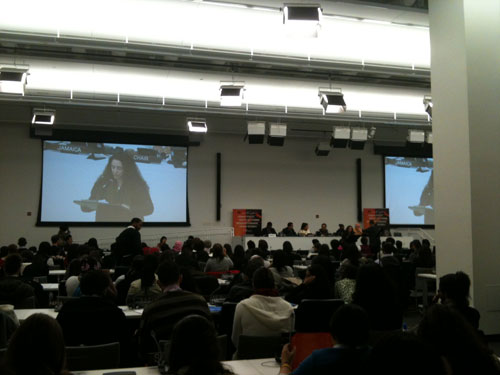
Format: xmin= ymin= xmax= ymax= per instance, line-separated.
xmin=295 ymin=299 xmax=345 ymax=332
xmin=65 ymin=342 xmax=120 ymax=371
xmin=160 ymin=334 xmax=228 ymax=363
xmin=290 ymin=332 xmax=334 ymax=370
xmin=236 ymin=335 xmax=284 ymax=360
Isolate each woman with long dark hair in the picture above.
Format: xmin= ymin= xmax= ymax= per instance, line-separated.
xmin=204 ymin=244 xmax=233 ymax=272
xmin=82 ymin=152 xmax=154 ymax=220
xmin=168 ymin=315 xmax=233 ymax=375
xmin=126 ymin=254 xmax=161 ymax=307
xmin=2 ymin=314 xmax=70 ymax=375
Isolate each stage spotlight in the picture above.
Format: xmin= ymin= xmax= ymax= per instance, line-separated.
xmin=0 ymin=67 xmax=28 ymax=95
xmin=315 ymin=142 xmax=330 ymax=156
xmin=32 ymin=109 xmax=55 ymax=125
xmin=350 ymin=128 xmax=368 ymax=150
xmin=407 ymin=129 xmax=425 ymax=143
xmin=283 ymin=3 xmax=322 ymax=37
xmin=187 ymin=118 xmax=207 ymax=133
xmin=319 ymin=89 xmax=346 ymax=113
xmin=268 ymin=123 xmax=287 ymax=146
xmin=220 ymin=82 xmax=245 ymax=107
xmin=423 ymin=95 xmax=432 ymax=119
xmin=426 ymin=132 xmax=433 ymax=144
xmin=331 ymin=126 xmax=350 ymax=148
xmin=247 ymin=121 xmax=266 ymax=144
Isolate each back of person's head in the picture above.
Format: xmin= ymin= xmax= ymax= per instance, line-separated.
xmin=168 ymin=315 xmax=230 ymax=375
xmin=4 ymin=253 xmax=22 ymax=276
xmin=233 ymin=245 xmax=245 ymax=258
xmin=282 ymin=241 xmax=293 ymax=253
xmin=0 ymin=246 xmax=8 ymax=258
xmin=245 ymin=257 xmax=265 ymax=279
xmin=17 ymin=237 xmax=27 ymax=248
xmin=79 ymin=270 xmax=110 ymax=296
xmin=307 ymin=264 xmax=329 ymax=286
xmin=411 ymin=239 xmax=422 ymax=250
xmin=141 ymin=254 xmax=160 ymax=289
xmin=203 ymin=240 xmax=212 ymax=249
xmin=353 ymin=263 xmax=396 ymax=307
xmin=223 ymin=243 xmax=233 ymax=257
xmin=369 ymin=332 xmax=445 ymax=375
xmin=287 ymin=222 xmax=293 ymax=228
xmin=271 ymin=250 xmax=286 ymax=271
xmin=181 ymin=244 xmax=193 ymax=255
xmin=211 ymin=243 xmax=224 ymax=260
xmin=7 ymin=244 xmax=18 ymax=255
xmin=130 ymin=217 xmax=142 ymax=225
xmin=342 ymin=244 xmax=361 ymax=265
xmin=50 ymin=234 xmax=60 ymax=245
xmin=340 ymin=263 xmax=358 ymax=280
xmin=330 ymin=239 xmax=340 ymax=249
xmin=38 ymin=241 xmax=52 ymax=256
xmin=252 ymin=267 xmax=275 ymax=290
xmin=20 ymin=249 xmax=34 ymax=263
xmin=318 ymin=244 xmax=329 ymax=256
xmin=329 ymin=304 xmax=369 ymax=347
xmin=80 ymin=256 xmax=100 ymax=273
xmin=422 ymin=239 xmax=431 ymax=248
xmin=385 ymin=237 xmax=395 ymax=245
xmin=382 ymin=242 xmax=395 ymax=255
xmin=157 ymin=261 xmax=180 ymax=287
xmin=266 ymin=221 xmax=273 ymax=228
xmin=361 ymin=236 xmax=368 ymax=245
xmin=67 ymin=259 xmax=82 ymax=277
xmin=5 ymin=314 xmax=67 ymax=375
xmin=247 ymin=240 xmax=256 ymax=249
xmin=439 ymin=271 xmax=471 ymax=308
xmin=258 ymin=239 xmax=268 ymax=251
xmin=395 ymin=240 xmax=403 ymax=249
xmin=418 ymin=304 xmax=498 ymax=375
xmin=193 ymin=238 xmax=204 ymax=253
xmin=87 ymin=237 xmax=98 ymax=249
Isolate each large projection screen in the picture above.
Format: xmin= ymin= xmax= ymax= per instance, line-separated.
xmin=384 ymin=156 xmax=434 ymax=225
xmin=40 ymin=140 xmax=188 ymax=225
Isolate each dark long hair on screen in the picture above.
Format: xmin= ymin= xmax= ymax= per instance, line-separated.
xmin=99 ymin=152 xmax=149 ymax=188
xmin=168 ymin=315 xmax=233 ymax=375
xmin=3 ymin=314 xmax=69 ymax=375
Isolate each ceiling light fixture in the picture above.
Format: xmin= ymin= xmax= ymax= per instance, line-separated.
xmin=319 ymin=89 xmax=347 ymax=113
xmin=187 ymin=118 xmax=207 ymax=133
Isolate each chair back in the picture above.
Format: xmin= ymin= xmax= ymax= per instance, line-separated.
xmin=236 ymin=335 xmax=284 ymax=359
xmin=65 ymin=342 xmax=120 ymax=371
xmin=160 ymin=334 xmax=228 ymax=364
xmin=290 ymin=332 xmax=334 ymax=369
xmin=295 ymin=299 xmax=345 ymax=332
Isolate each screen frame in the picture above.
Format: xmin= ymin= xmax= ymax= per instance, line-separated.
xmin=382 ymin=155 xmax=435 ymax=229
xmin=36 ymin=131 xmax=191 ymax=227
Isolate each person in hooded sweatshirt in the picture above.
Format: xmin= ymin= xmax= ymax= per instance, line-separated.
xmin=231 ymin=266 xmax=294 ymax=352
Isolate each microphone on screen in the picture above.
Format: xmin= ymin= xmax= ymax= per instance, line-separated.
xmin=150 ymin=330 xmax=168 ymax=375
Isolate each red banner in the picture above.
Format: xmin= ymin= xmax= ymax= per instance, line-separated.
xmin=233 ymin=209 xmax=262 ymax=236
xmin=363 ymin=208 xmax=390 ymax=228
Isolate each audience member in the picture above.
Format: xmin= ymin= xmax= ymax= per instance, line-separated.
xmin=232 ymin=267 xmax=294 ymax=350
xmin=435 ymin=271 xmax=480 ymax=330
xmin=205 ymin=244 xmax=233 ymax=272
xmin=368 ymin=332 xmax=445 ymax=375
xmin=376 ymin=242 xmax=400 ymax=268
xmin=257 ymin=239 xmax=270 ymax=259
xmin=283 ymin=241 xmax=302 ymax=267
xmin=334 ymin=224 xmax=345 ymax=237
xmin=167 ymin=315 xmax=234 ymax=375
xmin=231 ymin=245 xmax=247 ymax=272
xmin=285 ymin=264 xmax=332 ymax=305
xmin=157 ymin=236 xmax=170 ymax=250
xmin=0 ymin=254 xmax=35 ymax=308
xmin=2 ymin=314 xmax=70 ymax=375
xmin=127 ymin=254 xmax=162 ymax=307
xmin=359 ymin=236 xmax=372 ymax=258
xmin=57 ymin=270 xmax=129 ymax=358
xmin=352 ymin=263 xmax=402 ymax=331
xmin=280 ymin=304 xmax=371 ymax=375
xmin=176 ymin=243 xmax=199 ymax=271
xmin=226 ymin=257 xmax=265 ymax=303
xmin=418 ymin=304 xmax=500 ymax=374
xmin=193 ymin=238 xmax=209 ymax=262
xmin=139 ymin=261 xmax=211 ymax=356
xmin=66 ymin=256 xmax=101 ymax=297
xmin=269 ymin=250 xmax=294 ymax=289
xmin=334 ymin=263 xmax=357 ymax=304
xmin=17 ymin=237 xmax=27 ymax=252
xmin=223 ymin=243 xmax=234 ymax=258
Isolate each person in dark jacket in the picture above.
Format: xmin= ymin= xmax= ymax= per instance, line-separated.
xmin=285 ymin=264 xmax=332 ymax=304
xmin=0 ymin=254 xmax=35 ymax=308
xmin=115 ymin=218 xmax=143 ymax=265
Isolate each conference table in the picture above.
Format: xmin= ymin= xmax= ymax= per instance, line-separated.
xmin=242 ymin=236 xmax=414 ymax=251
xmin=15 ymin=306 xmax=144 ymax=322
xmin=74 ymin=359 xmax=280 ymax=375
